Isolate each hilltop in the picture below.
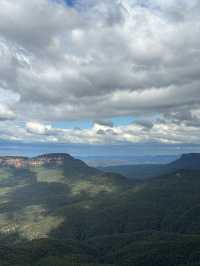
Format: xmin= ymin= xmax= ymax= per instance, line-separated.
xmin=101 ymin=153 xmax=200 ymax=180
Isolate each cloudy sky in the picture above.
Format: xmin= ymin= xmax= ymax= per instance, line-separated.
xmin=0 ymin=0 xmax=200 ymax=154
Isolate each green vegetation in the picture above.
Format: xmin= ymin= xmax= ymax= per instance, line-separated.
xmin=0 ymin=153 xmax=200 ymax=265
xmin=0 ymin=168 xmax=11 ymax=180
xmin=33 ymin=167 xmax=65 ymax=183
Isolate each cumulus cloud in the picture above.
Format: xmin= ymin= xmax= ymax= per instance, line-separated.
xmin=26 ymin=122 xmax=53 ymax=135
xmin=0 ymin=104 xmax=16 ymax=121
xmin=0 ymin=0 xmax=199 ymax=144
xmin=1 ymin=119 xmax=196 ymax=145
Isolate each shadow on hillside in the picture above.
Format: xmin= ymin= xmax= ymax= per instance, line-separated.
xmin=0 ymin=166 xmax=130 ymax=242
xmin=0 ymin=169 xmax=72 ymax=213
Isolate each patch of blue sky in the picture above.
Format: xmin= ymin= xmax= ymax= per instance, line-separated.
xmin=53 ymin=120 xmax=93 ymax=129
xmin=53 ymin=117 xmax=134 ymax=129
xmin=64 ymin=0 xmax=76 ymax=6
xmin=52 ymin=113 xmax=163 ymax=130
xmin=50 ymin=0 xmax=76 ymax=7
xmin=111 ymin=116 xmax=134 ymax=126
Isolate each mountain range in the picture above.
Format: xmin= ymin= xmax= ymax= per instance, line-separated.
xmin=0 ymin=153 xmax=200 ymax=265
xmin=101 ymin=153 xmax=200 ymax=180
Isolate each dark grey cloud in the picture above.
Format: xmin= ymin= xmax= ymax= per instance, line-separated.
xmin=135 ymin=120 xmax=154 ymax=130
xmin=94 ymin=120 xmax=114 ymax=128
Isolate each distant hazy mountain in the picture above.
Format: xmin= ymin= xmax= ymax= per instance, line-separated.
xmin=169 ymin=153 xmax=200 ymax=170
xmin=101 ymin=153 xmax=200 ymax=180
xmin=1 ymin=153 xmax=200 ymax=265
xmin=83 ymin=154 xmax=178 ymax=167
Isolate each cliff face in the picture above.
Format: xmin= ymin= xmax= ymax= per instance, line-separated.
xmin=0 ymin=157 xmax=28 ymax=168
xmin=0 ymin=154 xmax=72 ymax=168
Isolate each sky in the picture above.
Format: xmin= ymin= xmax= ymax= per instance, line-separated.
xmin=0 ymin=0 xmax=200 ymax=156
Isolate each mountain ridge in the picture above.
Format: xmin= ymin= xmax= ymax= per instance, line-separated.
xmin=169 ymin=153 xmax=200 ymax=170
xmin=101 ymin=153 xmax=200 ymax=180
xmin=0 ymin=153 xmax=89 ymax=169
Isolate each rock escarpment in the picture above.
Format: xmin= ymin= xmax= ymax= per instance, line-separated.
xmin=0 ymin=153 xmax=73 ymax=168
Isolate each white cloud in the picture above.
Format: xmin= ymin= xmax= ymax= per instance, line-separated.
xmin=0 ymin=104 xmax=16 ymax=121
xmin=26 ymin=122 xmax=52 ymax=135
xmin=0 ymin=0 xmax=199 ymax=144
xmin=7 ymin=120 xmax=198 ymax=145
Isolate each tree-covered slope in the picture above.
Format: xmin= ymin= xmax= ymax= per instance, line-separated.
xmin=1 ymin=153 xmax=200 ymax=265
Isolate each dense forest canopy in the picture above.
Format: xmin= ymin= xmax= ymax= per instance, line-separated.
xmin=0 ymin=153 xmax=200 ymax=265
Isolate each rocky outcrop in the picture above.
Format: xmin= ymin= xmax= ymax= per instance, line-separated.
xmin=0 ymin=153 xmax=73 ymax=168
xmin=0 ymin=157 xmax=28 ymax=168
